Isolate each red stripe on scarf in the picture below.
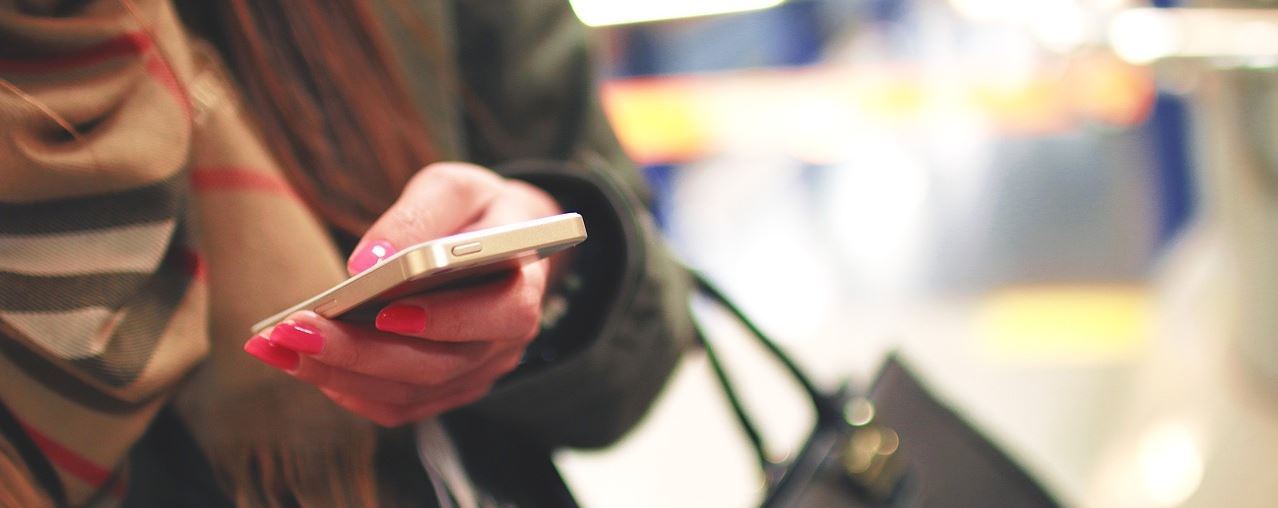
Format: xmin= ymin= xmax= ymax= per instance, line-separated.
xmin=0 ymin=30 xmax=190 ymax=120
xmin=0 ymin=32 xmax=152 ymax=74
xmin=190 ymin=168 xmax=301 ymax=201
xmin=177 ymin=248 xmax=205 ymax=281
xmin=144 ymin=53 xmax=190 ymax=121
xmin=18 ymin=421 xmax=125 ymax=499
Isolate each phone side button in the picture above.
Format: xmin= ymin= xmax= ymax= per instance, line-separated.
xmin=451 ymin=242 xmax=483 ymax=256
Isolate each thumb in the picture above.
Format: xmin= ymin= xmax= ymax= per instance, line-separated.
xmin=347 ymin=162 xmax=504 ymax=275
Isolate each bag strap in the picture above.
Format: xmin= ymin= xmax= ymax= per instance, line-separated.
xmin=689 ymin=271 xmax=845 ymax=484
xmin=690 ymin=270 xmax=909 ymax=505
xmin=692 ymin=272 xmax=834 ymax=414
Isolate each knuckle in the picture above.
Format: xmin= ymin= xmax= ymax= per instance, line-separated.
xmin=426 ymin=162 xmax=495 ymax=194
xmin=371 ymin=412 xmax=404 ymax=428
xmin=459 ymin=385 xmax=492 ymax=405
xmin=410 ymin=367 xmax=448 ymax=387
xmin=459 ymin=177 xmax=499 ymax=206
xmin=298 ymin=362 xmax=334 ymax=387
xmin=388 ymin=383 xmax=420 ymax=406
xmin=406 ymin=389 xmax=436 ymax=406
xmin=497 ymin=354 xmax=522 ymax=375
xmin=424 ymin=161 xmax=473 ymax=177
xmin=518 ymin=321 xmax=541 ymax=344
xmin=390 ymin=202 xmax=433 ymax=236
xmin=283 ymin=354 xmax=315 ymax=379
xmin=372 ymin=404 xmax=412 ymax=427
xmin=327 ymin=341 xmax=363 ymax=371
xmin=511 ymin=287 xmax=543 ymax=341
xmin=433 ymin=168 xmax=468 ymax=196
xmin=515 ymin=284 xmax=543 ymax=319
xmin=413 ymin=162 xmax=463 ymax=187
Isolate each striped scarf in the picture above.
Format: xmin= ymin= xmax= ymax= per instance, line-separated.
xmin=1 ymin=1 xmax=395 ymax=505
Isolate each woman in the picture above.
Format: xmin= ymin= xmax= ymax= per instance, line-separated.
xmin=0 ymin=0 xmax=694 ymax=506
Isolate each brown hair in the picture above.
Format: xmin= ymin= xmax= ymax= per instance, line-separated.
xmin=202 ymin=0 xmax=438 ymax=234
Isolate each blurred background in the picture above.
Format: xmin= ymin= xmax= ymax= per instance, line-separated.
xmin=550 ymin=1 xmax=1278 ymax=507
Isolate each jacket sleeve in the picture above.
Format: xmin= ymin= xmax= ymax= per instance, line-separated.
xmin=447 ymin=0 xmax=696 ymax=449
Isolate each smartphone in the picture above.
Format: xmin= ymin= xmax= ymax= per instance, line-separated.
xmin=250 ymin=212 xmax=587 ymax=334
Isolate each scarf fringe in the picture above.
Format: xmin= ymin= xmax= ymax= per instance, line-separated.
xmin=219 ymin=438 xmax=379 ymax=508
xmin=177 ymin=366 xmax=383 ymax=508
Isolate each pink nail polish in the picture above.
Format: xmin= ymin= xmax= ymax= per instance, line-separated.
xmin=348 ymin=240 xmax=397 ymax=274
xmin=376 ymin=305 xmax=427 ymax=334
xmin=269 ymin=322 xmax=323 ymax=355
xmin=244 ymin=336 xmax=299 ymax=371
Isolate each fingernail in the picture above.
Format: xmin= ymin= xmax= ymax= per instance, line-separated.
xmin=269 ymin=322 xmax=323 ymax=355
xmin=244 ymin=336 xmax=299 ymax=371
xmin=376 ymin=305 xmax=427 ymax=334
xmin=348 ymin=240 xmax=397 ymax=274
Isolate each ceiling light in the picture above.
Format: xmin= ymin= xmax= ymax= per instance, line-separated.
xmin=569 ymin=0 xmax=786 ymax=27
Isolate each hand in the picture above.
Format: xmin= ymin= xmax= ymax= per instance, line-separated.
xmin=244 ymin=162 xmax=563 ymax=426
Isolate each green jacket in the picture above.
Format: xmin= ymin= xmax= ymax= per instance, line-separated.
xmin=376 ymin=0 xmax=696 ymax=451
xmin=406 ymin=4 xmax=699 ymax=501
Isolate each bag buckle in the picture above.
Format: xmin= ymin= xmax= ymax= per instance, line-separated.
xmin=841 ymin=397 xmax=907 ymax=503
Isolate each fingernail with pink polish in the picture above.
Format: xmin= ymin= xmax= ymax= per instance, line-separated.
xmin=269 ymin=322 xmax=323 ymax=355
xmin=376 ymin=304 xmax=427 ymax=334
xmin=244 ymin=336 xmax=300 ymax=371
xmin=348 ymin=240 xmax=397 ymax=274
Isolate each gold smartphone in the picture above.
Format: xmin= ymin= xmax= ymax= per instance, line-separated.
xmin=250 ymin=212 xmax=587 ymax=334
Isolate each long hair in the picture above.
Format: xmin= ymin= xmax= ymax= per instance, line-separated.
xmin=172 ymin=2 xmax=445 ymax=505
xmin=199 ymin=0 xmax=439 ymax=234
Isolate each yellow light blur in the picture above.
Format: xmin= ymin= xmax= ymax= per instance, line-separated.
xmin=569 ymin=0 xmax=786 ymax=27
xmin=600 ymin=80 xmax=711 ymax=165
xmin=977 ymin=285 xmax=1150 ymax=363
xmin=599 ymin=61 xmax=1152 ymax=165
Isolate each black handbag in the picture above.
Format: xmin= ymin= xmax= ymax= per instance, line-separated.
xmin=691 ymin=272 xmax=1063 ymax=507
